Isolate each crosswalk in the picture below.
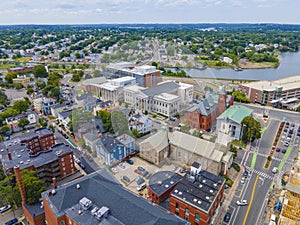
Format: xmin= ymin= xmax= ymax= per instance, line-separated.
xmin=245 ymin=166 xmax=274 ymax=180
xmin=251 ymin=151 xmax=294 ymax=165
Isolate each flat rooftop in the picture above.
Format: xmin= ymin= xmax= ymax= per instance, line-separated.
xmin=154 ymin=93 xmax=180 ymax=101
xmin=149 ymin=171 xmax=183 ymax=196
xmin=241 ymin=74 xmax=300 ymax=91
xmin=171 ymin=170 xmax=225 ymax=213
xmin=1 ymin=143 xmax=72 ymax=171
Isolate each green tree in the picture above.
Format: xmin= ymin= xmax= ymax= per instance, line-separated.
xmin=111 ymin=111 xmax=129 ymax=135
xmin=5 ymin=72 xmax=18 ymax=83
xmin=12 ymin=100 xmax=30 ymax=114
xmin=38 ymin=118 xmax=48 ymax=127
xmin=0 ymin=125 xmax=10 ymax=135
xmin=33 ymin=65 xmax=47 ymax=78
xmin=18 ymin=118 xmax=29 ymax=129
xmin=241 ymin=116 xmax=261 ymax=143
xmin=180 ymin=125 xmax=190 ymax=134
xmin=97 ymin=110 xmax=112 ymax=132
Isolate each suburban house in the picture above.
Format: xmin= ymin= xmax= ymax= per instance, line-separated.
xmin=187 ymin=91 xmax=233 ymax=131
xmin=96 ymin=133 xmax=135 ymax=166
xmin=216 ymin=105 xmax=253 ymax=146
xmin=42 ymin=98 xmax=57 ymax=115
xmin=129 ymin=114 xmax=152 ymax=134
xmin=83 ymin=132 xmax=99 ymax=153
xmin=6 ymin=110 xmax=37 ymax=133
xmin=124 ymin=81 xmax=193 ymax=117
xmin=12 ymin=76 xmax=31 ymax=86
xmin=140 ymin=129 xmax=233 ymax=175
xmin=57 ymin=110 xmax=72 ymax=132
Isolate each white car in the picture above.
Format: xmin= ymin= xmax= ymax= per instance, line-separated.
xmin=137 ymin=183 xmax=147 ymax=191
xmin=272 ymin=167 xmax=278 ymax=174
xmin=0 ymin=204 xmax=11 ymax=213
xmin=241 ymin=177 xmax=246 ymax=184
xmin=236 ymin=200 xmax=248 ymax=206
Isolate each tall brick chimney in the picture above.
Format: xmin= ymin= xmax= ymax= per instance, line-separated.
xmin=6 ymin=148 xmax=12 ymax=160
xmin=52 ymin=177 xmax=57 ymax=189
xmin=217 ymin=91 xmax=227 ymax=116
xmin=14 ymin=165 xmax=26 ymax=203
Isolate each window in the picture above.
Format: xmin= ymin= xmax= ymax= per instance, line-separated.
xmin=176 ymin=202 xmax=179 ymax=208
xmin=195 ymin=213 xmax=200 ymax=221
xmin=185 ymin=208 xmax=189 ymax=215
xmin=60 ymin=220 xmax=65 ymax=225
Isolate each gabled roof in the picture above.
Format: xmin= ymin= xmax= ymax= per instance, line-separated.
xmin=140 ymin=129 xmax=169 ymax=153
xmin=169 ymin=131 xmax=224 ymax=163
xmin=42 ymin=170 xmax=188 ymax=225
xmin=217 ymin=105 xmax=253 ymax=124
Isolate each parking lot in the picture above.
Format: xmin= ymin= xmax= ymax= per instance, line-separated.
xmin=110 ymin=157 xmax=186 ymax=198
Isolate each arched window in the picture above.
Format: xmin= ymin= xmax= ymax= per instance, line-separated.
xmin=60 ymin=221 xmax=65 ymax=225
xmin=195 ymin=213 xmax=200 ymax=221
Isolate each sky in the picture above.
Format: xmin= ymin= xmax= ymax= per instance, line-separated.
xmin=0 ymin=0 xmax=300 ymax=25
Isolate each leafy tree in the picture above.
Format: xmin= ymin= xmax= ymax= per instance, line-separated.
xmin=12 ymin=100 xmax=30 ymax=114
xmin=241 ymin=116 xmax=261 ymax=143
xmin=33 ymin=65 xmax=47 ymax=78
xmin=0 ymin=91 xmax=9 ymax=106
xmin=232 ymin=91 xmax=250 ymax=103
xmin=192 ymin=130 xmax=202 ymax=138
xmin=0 ymin=125 xmax=10 ymax=135
xmin=18 ymin=118 xmax=29 ymax=129
xmin=180 ymin=125 xmax=190 ymax=134
xmin=26 ymin=86 xmax=34 ymax=95
xmin=38 ymin=118 xmax=48 ymax=127
xmin=35 ymin=81 xmax=46 ymax=89
xmin=5 ymin=72 xmax=18 ymax=83
xmin=111 ymin=111 xmax=129 ymax=135
xmin=97 ymin=110 xmax=112 ymax=132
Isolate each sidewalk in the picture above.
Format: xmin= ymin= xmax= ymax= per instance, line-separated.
xmin=215 ymin=166 xmax=245 ymax=224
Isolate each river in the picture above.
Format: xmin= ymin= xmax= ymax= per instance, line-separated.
xmin=181 ymin=52 xmax=300 ymax=81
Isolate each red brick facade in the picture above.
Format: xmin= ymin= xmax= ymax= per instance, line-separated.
xmin=21 ymin=133 xmax=55 ymax=155
xmin=23 ymin=204 xmax=45 ymax=225
xmin=148 ymin=185 xmax=176 ymax=204
xmin=145 ymin=71 xmax=162 ymax=88
xmin=169 ymin=186 xmax=224 ymax=225
xmin=58 ymin=152 xmax=76 ymax=179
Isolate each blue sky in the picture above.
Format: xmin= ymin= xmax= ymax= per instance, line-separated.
xmin=0 ymin=0 xmax=300 ymax=24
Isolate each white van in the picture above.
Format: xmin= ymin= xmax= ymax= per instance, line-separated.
xmin=137 ymin=183 xmax=147 ymax=191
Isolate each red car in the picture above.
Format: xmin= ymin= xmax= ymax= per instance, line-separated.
xmin=276 ymin=147 xmax=280 ymax=152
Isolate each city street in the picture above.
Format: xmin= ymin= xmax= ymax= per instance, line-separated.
xmin=225 ymin=116 xmax=300 ymax=225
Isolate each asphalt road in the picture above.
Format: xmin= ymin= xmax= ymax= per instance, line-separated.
xmin=227 ymin=116 xmax=300 ymax=225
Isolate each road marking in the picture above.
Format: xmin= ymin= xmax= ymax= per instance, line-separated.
xmin=251 ymin=153 xmax=257 ymax=169
xmin=242 ymin=175 xmax=258 ymax=225
xmin=260 ymin=127 xmax=267 ymax=133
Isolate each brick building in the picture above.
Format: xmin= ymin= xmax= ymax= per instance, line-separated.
xmin=148 ymin=171 xmax=182 ymax=204
xmin=41 ymin=169 xmax=188 ymax=225
xmin=1 ymin=128 xmax=77 ymax=184
xmin=7 ymin=66 xmax=34 ymax=74
xmin=187 ymin=91 xmax=233 ymax=131
xmin=238 ymin=75 xmax=300 ymax=106
xmin=169 ymin=162 xmax=225 ymax=225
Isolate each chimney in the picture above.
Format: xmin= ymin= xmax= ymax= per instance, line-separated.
xmin=6 ymin=148 xmax=12 ymax=160
xmin=113 ymin=139 xmax=116 ymax=144
xmin=14 ymin=165 xmax=26 ymax=203
xmin=52 ymin=177 xmax=57 ymax=189
xmin=123 ymin=134 xmax=126 ymax=140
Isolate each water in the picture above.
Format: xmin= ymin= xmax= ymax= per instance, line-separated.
xmin=180 ymin=52 xmax=300 ymax=81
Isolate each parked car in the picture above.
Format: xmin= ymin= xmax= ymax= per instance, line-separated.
xmin=142 ymin=171 xmax=149 ymax=178
xmin=241 ymin=177 xmax=246 ymax=184
xmin=126 ymin=158 xmax=134 ymax=165
xmin=223 ymin=212 xmax=231 ymax=223
xmin=236 ymin=200 xmax=248 ymax=206
xmin=137 ymin=166 xmax=145 ymax=172
xmin=179 ymin=168 xmax=187 ymax=173
xmin=276 ymin=147 xmax=281 ymax=152
xmin=282 ymin=149 xmax=287 ymax=154
xmin=137 ymin=183 xmax=147 ymax=191
xmin=5 ymin=218 xmax=18 ymax=225
xmin=243 ymin=171 xmax=249 ymax=178
xmin=123 ymin=176 xmax=130 ymax=183
xmin=0 ymin=204 xmax=11 ymax=213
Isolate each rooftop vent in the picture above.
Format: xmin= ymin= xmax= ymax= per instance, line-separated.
xmin=213 ymin=183 xmax=217 ymax=187
xmin=178 ymin=192 xmax=182 ymax=195
xmin=79 ymin=197 xmax=92 ymax=210
xmin=199 ymin=184 xmax=203 ymax=188
xmin=210 ymin=190 xmax=213 ymax=193
xmin=206 ymin=196 xmax=209 ymax=200
xmin=94 ymin=206 xmax=110 ymax=221
xmin=51 ymin=189 xmax=56 ymax=195
xmin=20 ymin=161 xmax=24 ymax=164
xmin=198 ymin=200 xmax=202 ymax=204
xmin=202 ymin=179 xmax=206 ymax=183
xmin=76 ymin=184 xmax=81 ymax=189
xmin=174 ymin=189 xmax=178 ymax=193
xmin=170 ymin=181 xmax=174 ymax=184
xmin=17 ymin=155 xmax=21 ymax=158
xmin=91 ymin=207 xmax=99 ymax=216
xmin=158 ymin=181 xmax=162 ymax=185
xmin=165 ymin=184 xmax=169 ymax=188
xmin=193 ymin=198 xmax=197 ymax=202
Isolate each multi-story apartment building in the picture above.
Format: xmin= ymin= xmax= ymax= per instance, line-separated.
xmin=238 ymin=75 xmax=300 ymax=107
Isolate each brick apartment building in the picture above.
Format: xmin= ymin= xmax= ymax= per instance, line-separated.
xmin=169 ymin=162 xmax=225 ymax=225
xmin=1 ymin=128 xmax=77 ymax=184
xmin=7 ymin=66 xmax=34 ymax=74
xmin=187 ymin=91 xmax=233 ymax=131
